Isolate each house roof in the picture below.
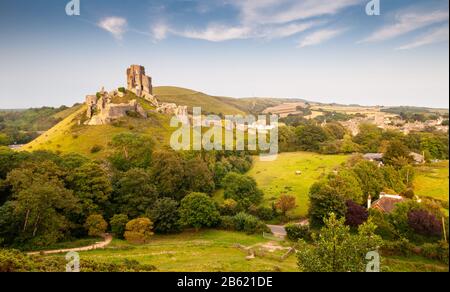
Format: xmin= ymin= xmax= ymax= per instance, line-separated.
xmin=371 ymin=194 xmax=405 ymax=213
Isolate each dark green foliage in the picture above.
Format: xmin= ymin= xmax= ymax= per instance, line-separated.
xmin=295 ymin=124 xmax=329 ymax=152
xmin=285 ymin=224 xmax=312 ymax=242
xmin=308 ymin=181 xmax=347 ymax=227
xmin=109 ymin=133 xmax=153 ymax=171
xmin=222 ymin=172 xmax=263 ymax=210
xmin=232 ymin=212 xmax=269 ymax=234
xmin=112 ymin=168 xmax=158 ymax=218
xmin=148 ymin=198 xmax=181 ymax=234
xmin=109 ymin=214 xmax=129 ymax=238
xmin=179 ymin=192 xmax=220 ymax=230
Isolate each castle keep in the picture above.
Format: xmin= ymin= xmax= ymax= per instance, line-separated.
xmin=127 ymin=65 xmax=153 ymax=98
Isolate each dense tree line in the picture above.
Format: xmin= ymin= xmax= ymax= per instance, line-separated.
xmin=0 ymin=132 xmax=259 ymax=248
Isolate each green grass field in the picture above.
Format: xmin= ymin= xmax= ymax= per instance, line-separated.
xmin=44 ymin=230 xmax=447 ymax=272
xmin=247 ymin=152 xmax=348 ymax=218
xmin=414 ymin=161 xmax=449 ymax=201
xmin=49 ymin=230 xmax=298 ymax=272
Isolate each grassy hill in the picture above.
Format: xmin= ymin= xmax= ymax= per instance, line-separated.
xmin=22 ymin=92 xmax=173 ymax=158
xmin=154 ymin=86 xmax=246 ymax=115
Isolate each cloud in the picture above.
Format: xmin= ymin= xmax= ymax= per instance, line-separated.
xmin=396 ymin=25 xmax=449 ymax=50
xmin=178 ymin=25 xmax=252 ymax=42
xmin=151 ymin=23 xmax=170 ymax=41
xmin=297 ymin=28 xmax=346 ymax=48
xmin=235 ymin=0 xmax=362 ymax=24
xmin=149 ymin=0 xmax=358 ymax=43
xmin=98 ymin=17 xmax=128 ymax=40
xmin=360 ymin=9 xmax=449 ymax=43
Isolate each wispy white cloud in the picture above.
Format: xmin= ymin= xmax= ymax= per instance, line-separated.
xmin=97 ymin=17 xmax=128 ymax=40
xmin=235 ymin=0 xmax=362 ymax=24
xmin=149 ymin=0 xmax=360 ymax=43
xmin=396 ymin=25 xmax=449 ymax=50
xmin=178 ymin=25 xmax=252 ymax=42
xmin=360 ymin=9 xmax=449 ymax=43
xmin=151 ymin=22 xmax=170 ymax=41
xmin=297 ymin=28 xmax=346 ymax=48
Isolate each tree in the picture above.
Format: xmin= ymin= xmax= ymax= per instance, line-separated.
xmin=297 ymin=213 xmax=382 ymax=272
xmin=275 ymin=194 xmax=296 ymax=216
xmin=184 ymin=156 xmax=215 ymax=194
xmin=0 ymin=133 xmax=10 ymax=146
xmin=222 ymin=172 xmax=263 ymax=210
xmin=150 ymin=151 xmax=186 ymax=200
xmin=408 ymin=210 xmax=442 ymax=237
xmin=124 ymin=218 xmax=154 ymax=244
xmin=110 ymin=214 xmax=129 ymax=238
xmin=327 ymin=169 xmax=364 ymax=204
xmin=112 ymin=168 xmax=158 ymax=218
xmin=352 ymin=161 xmax=385 ymax=201
xmin=295 ymin=124 xmax=329 ymax=152
xmin=353 ymin=123 xmax=382 ymax=153
xmin=345 ymin=200 xmax=368 ymax=227
xmin=323 ymin=122 xmax=347 ymax=140
xmin=383 ymin=140 xmax=412 ymax=167
xmin=148 ymin=198 xmax=181 ymax=234
xmin=179 ymin=192 xmax=220 ymax=230
xmin=109 ymin=133 xmax=153 ymax=171
xmin=84 ymin=214 xmax=108 ymax=237
xmin=66 ymin=162 xmax=112 ymax=219
xmin=5 ymin=164 xmax=78 ymax=246
xmin=308 ymin=182 xmax=346 ymax=227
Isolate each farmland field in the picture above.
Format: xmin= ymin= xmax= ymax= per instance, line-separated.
xmin=247 ymin=152 xmax=348 ymax=218
xmin=414 ymin=161 xmax=449 ymax=201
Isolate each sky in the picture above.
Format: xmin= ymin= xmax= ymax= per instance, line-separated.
xmin=0 ymin=0 xmax=448 ymax=109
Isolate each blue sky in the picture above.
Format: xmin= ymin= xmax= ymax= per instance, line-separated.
xmin=0 ymin=0 xmax=448 ymax=108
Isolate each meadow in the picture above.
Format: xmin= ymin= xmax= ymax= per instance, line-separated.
xmin=247 ymin=152 xmax=348 ymax=218
xmin=414 ymin=161 xmax=449 ymax=202
xmin=43 ymin=230 xmax=448 ymax=272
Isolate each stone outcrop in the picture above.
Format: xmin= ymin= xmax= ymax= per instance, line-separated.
xmin=127 ymin=65 xmax=158 ymax=106
xmin=85 ymin=89 xmax=147 ymax=126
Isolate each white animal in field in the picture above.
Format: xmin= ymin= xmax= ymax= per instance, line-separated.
xmin=295 ymin=170 xmax=302 ymax=175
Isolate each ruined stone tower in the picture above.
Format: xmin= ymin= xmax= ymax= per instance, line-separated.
xmin=127 ymin=65 xmax=153 ymax=96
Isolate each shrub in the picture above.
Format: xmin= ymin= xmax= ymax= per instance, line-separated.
xmin=232 ymin=212 xmax=268 ymax=234
xmin=148 ymin=198 xmax=181 ymax=234
xmin=401 ymin=188 xmax=415 ymax=199
xmin=124 ymin=218 xmax=154 ymax=244
xmin=345 ymin=200 xmax=368 ymax=227
xmin=84 ymin=214 xmax=108 ymax=237
xmin=254 ymin=206 xmax=274 ymax=221
xmin=179 ymin=192 xmax=220 ymax=230
xmin=407 ymin=210 xmax=442 ymax=237
xmin=90 ymin=145 xmax=103 ymax=153
xmin=381 ymin=238 xmax=415 ymax=257
xmin=110 ymin=214 xmax=129 ymax=239
xmin=219 ymin=216 xmax=235 ymax=231
xmin=220 ymin=199 xmax=239 ymax=216
xmin=118 ymin=87 xmax=126 ymax=93
xmin=421 ymin=241 xmax=449 ymax=264
xmin=285 ymin=224 xmax=312 ymax=242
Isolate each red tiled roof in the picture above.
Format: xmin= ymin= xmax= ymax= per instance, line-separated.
xmin=371 ymin=196 xmax=405 ymax=213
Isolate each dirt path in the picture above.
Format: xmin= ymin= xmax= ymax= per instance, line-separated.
xmin=27 ymin=234 xmax=113 ymax=256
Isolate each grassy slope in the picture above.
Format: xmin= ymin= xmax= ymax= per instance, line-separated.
xmin=414 ymin=161 xmax=449 ymax=201
xmin=22 ymin=94 xmax=173 ymax=159
xmin=247 ymin=152 xmax=348 ymax=218
xmin=44 ymin=230 xmax=447 ymax=272
xmin=48 ymin=230 xmax=298 ymax=272
xmin=154 ymin=86 xmax=246 ymax=115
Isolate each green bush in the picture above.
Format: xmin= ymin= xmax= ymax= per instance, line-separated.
xmin=253 ymin=206 xmax=274 ymax=221
xmin=232 ymin=212 xmax=268 ymax=234
xmin=421 ymin=241 xmax=449 ymax=264
xmin=219 ymin=216 xmax=235 ymax=231
xmin=118 ymin=87 xmax=126 ymax=93
xmin=285 ymin=224 xmax=312 ymax=242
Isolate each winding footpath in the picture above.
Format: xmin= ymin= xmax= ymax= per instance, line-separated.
xmin=27 ymin=234 xmax=113 ymax=256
